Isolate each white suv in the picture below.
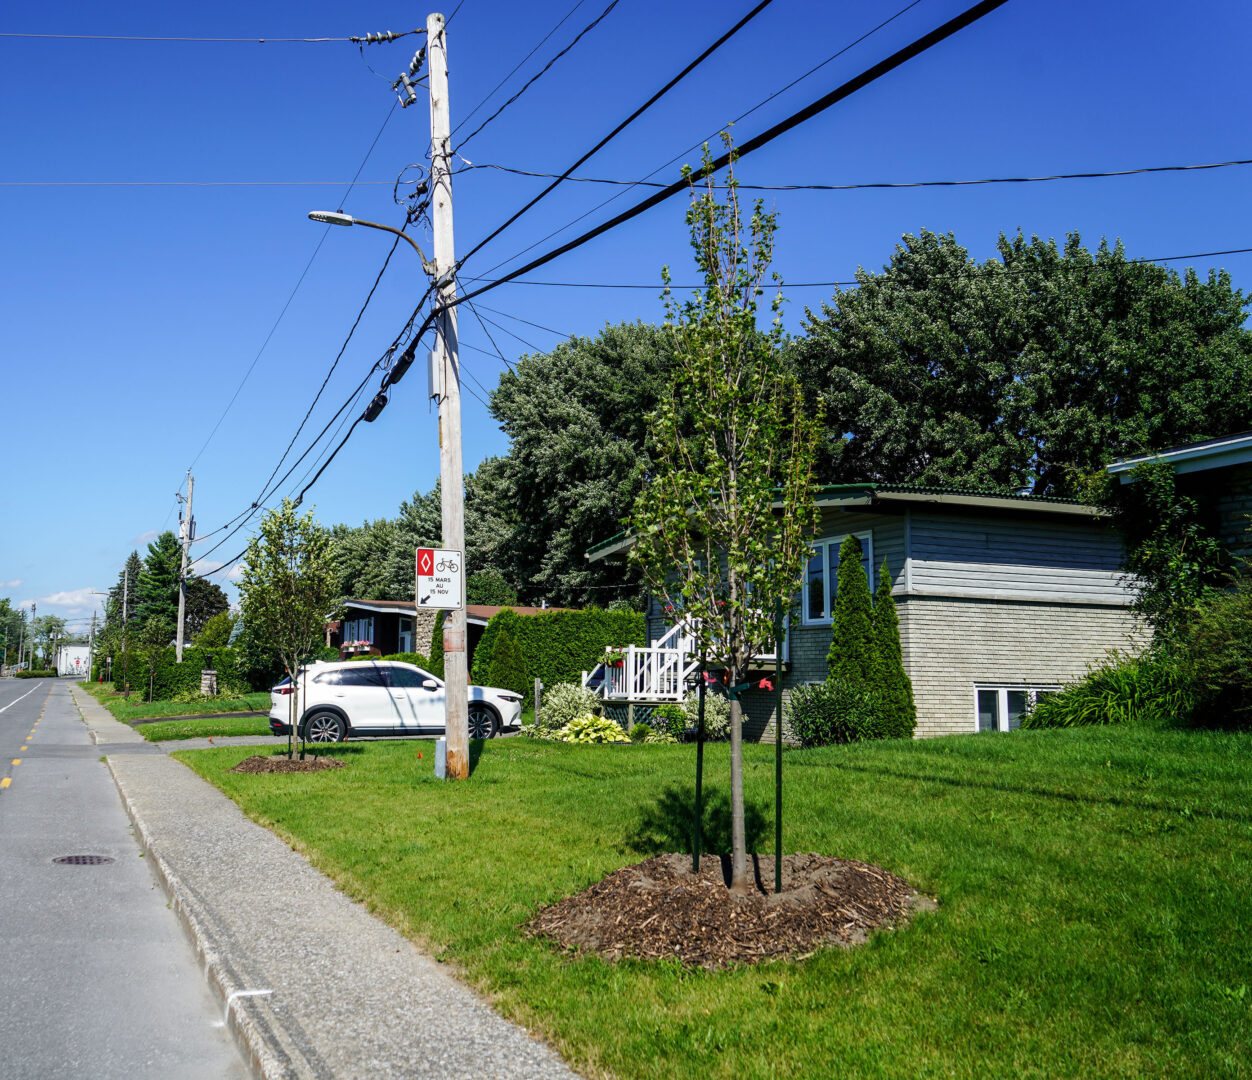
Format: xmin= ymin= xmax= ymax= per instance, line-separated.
xmin=269 ymin=660 xmax=523 ymax=742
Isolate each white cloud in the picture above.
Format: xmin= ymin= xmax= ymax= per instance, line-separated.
xmin=27 ymin=588 xmax=105 ymax=615
xmin=131 ymin=529 xmax=159 ymax=547
xmin=0 ymin=579 xmax=22 ymax=589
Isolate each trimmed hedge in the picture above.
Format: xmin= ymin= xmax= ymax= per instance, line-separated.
xmin=16 ymin=669 xmax=57 ymax=679
xmin=112 ymin=646 xmax=249 ymax=700
xmin=471 ymin=608 xmax=646 ymax=706
xmin=486 ymin=629 xmax=528 ymax=700
xmin=380 ymin=652 xmax=431 ymax=669
xmin=428 ymin=610 xmax=447 ymax=679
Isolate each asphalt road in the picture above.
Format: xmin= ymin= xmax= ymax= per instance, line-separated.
xmin=0 ymin=678 xmax=247 ymax=1079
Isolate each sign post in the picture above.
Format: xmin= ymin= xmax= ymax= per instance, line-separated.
xmin=416 ymin=548 xmax=465 ymax=611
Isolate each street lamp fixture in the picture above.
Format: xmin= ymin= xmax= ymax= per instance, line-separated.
xmin=307 ymin=211 xmax=436 ymax=278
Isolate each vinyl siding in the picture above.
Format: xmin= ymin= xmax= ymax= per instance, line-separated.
xmin=907 ymin=512 xmax=1131 ymax=604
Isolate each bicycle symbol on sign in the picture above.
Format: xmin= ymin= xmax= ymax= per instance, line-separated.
xmin=435 ymin=556 xmax=459 ymax=574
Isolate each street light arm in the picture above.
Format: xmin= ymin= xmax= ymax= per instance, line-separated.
xmin=307 ymin=211 xmax=437 ymax=278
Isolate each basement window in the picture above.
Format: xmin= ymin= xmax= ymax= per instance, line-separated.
xmin=974 ymin=685 xmax=1059 ymax=732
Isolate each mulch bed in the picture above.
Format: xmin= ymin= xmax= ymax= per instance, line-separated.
xmin=228 ymin=755 xmax=345 ymax=774
xmin=527 ymin=852 xmax=933 ymax=969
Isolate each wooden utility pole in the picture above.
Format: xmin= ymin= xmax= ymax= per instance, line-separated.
xmin=427 ymin=10 xmax=469 ymax=779
xmin=175 ymin=471 xmax=195 ymax=662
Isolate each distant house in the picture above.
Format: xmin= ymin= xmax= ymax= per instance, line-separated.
xmin=587 ymin=484 xmax=1142 ymax=740
xmin=1108 ymin=430 xmax=1252 ymax=564
xmin=329 ymin=600 xmax=562 ymax=674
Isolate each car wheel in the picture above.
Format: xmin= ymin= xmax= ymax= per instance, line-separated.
xmin=304 ymin=711 xmax=346 ymax=743
xmin=467 ymin=703 xmax=498 ymax=739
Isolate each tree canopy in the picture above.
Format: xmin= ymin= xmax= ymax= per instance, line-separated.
xmin=790 ymin=229 xmax=1252 ymax=496
xmin=137 ymin=530 xmax=182 ymax=624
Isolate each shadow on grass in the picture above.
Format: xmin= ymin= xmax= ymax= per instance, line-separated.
xmin=828 ymin=760 xmax=1252 ymax=824
xmin=625 ymin=783 xmax=769 ymax=862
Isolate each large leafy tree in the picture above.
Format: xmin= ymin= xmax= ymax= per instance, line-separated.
xmin=791 ymin=229 xmax=1252 ymax=495
xmin=489 ymin=321 xmax=675 ymax=606
xmin=183 ymin=576 xmax=229 ymax=639
xmin=0 ymin=599 xmax=25 ymax=666
xmin=239 ymin=500 xmax=338 ymax=759
xmin=630 ymin=144 xmax=820 ymax=894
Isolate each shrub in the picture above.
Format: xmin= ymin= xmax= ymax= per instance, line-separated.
xmin=643 ymin=727 xmax=678 ymax=744
xmin=1023 ymin=651 xmax=1198 ymax=730
xmin=873 ymin=558 xmax=916 ymax=733
xmin=553 ymin=713 xmax=630 ymax=744
xmin=786 ymin=680 xmax=907 ymax=747
xmin=111 ymin=646 xmax=249 ymax=699
xmin=486 ymin=628 xmax=528 ymax=699
xmin=827 ymin=536 xmax=876 ymax=686
xmin=538 ymin=682 xmax=601 ymax=732
xmin=1173 ymin=582 xmax=1252 ymax=727
xmin=651 ymin=703 xmax=687 ymax=739
xmin=629 ymin=722 xmax=652 ymax=742
xmin=471 ymin=607 xmax=646 ymax=706
xmin=466 ymin=569 xmax=518 ymax=606
xmin=683 ymin=687 xmax=731 ymax=740
xmin=16 ymin=669 xmax=56 ymax=679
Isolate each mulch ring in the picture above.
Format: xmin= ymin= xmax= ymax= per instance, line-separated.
xmin=527 ymin=852 xmax=935 ymax=969
xmin=228 ymin=754 xmax=346 ymax=774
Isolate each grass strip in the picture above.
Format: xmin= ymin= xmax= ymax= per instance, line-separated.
xmin=139 ymin=715 xmax=275 ymax=741
xmin=176 ymin=726 xmax=1252 ymax=1080
xmin=76 ymin=680 xmax=270 ymax=723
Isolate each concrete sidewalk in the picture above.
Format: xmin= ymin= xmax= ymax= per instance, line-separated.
xmin=70 ymin=686 xmax=580 ymax=1080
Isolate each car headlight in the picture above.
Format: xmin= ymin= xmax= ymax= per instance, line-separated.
xmin=498 ymin=693 xmax=522 ymax=703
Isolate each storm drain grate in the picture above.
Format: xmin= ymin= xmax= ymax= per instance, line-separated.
xmin=52 ymin=855 xmax=115 ymax=865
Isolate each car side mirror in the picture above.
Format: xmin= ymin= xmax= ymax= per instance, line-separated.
xmin=422 ymin=679 xmax=438 ymax=691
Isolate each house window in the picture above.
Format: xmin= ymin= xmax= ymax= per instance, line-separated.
xmin=398 ymin=617 xmax=413 ymax=653
xmin=974 ymin=686 xmax=1058 ymax=732
xmin=802 ymin=531 xmax=873 ymax=625
xmin=343 ymin=616 xmax=375 ymax=645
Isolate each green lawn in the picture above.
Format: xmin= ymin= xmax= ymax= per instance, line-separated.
xmin=138 ymin=715 xmax=275 ymax=741
xmin=78 ymin=680 xmax=270 ymax=723
xmin=175 ymin=727 xmax=1252 ymax=1080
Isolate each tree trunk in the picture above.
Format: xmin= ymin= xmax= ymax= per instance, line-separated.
xmin=287 ymin=671 xmax=296 ymax=760
xmin=728 ymin=692 xmax=749 ymax=894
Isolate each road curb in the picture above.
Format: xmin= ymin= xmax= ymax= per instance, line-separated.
xmin=106 ymin=756 xmax=303 ymax=1080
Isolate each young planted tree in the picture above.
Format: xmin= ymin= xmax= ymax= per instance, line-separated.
xmin=239 ymin=500 xmax=338 ymax=760
xmin=629 ymin=140 xmax=821 ymax=894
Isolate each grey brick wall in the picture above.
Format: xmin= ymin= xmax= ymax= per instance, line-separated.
xmin=898 ymin=596 xmax=1145 ymax=737
xmin=1214 ymin=466 xmax=1252 ymax=562
xmin=744 ymin=597 xmax=1144 ymax=743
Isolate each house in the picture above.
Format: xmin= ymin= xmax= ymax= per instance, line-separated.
xmin=1108 ymin=430 xmax=1252 ymax=564
xmin=587 ymin=484 xmax=1142 ymax=740
xmin=329 ymin=600 xmax=562 ymax=674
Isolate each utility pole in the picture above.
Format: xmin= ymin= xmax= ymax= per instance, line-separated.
xmin=427 ymin=10 xmax=469 ymax=780
xmin=175 ymin=471 xmax=195 ymax=662
xmin=29 ymin=603 xmax=36 ymax=670
xmin=16 ymin=611 xmax=24 ymax=672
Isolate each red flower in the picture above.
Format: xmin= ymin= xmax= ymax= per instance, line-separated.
xmin=759 ymin=678 xmax=773 ymax=691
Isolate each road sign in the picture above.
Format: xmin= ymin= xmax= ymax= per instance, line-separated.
xmin=416 ymin=548 xmax=464 ymax=610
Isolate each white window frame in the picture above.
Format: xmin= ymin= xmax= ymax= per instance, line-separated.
xmin=972 ymin=684 xmax=1060 ymax=733
xmin=343 ymin=616 xmax=375 ymax=645
xmin=801 ymin=530 xmax=874 ymax=626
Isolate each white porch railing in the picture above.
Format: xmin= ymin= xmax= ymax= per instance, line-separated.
xmin=581 ymin=617 xmax=789 ymax=703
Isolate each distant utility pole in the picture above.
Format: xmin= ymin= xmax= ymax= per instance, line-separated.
xmin=29 ymin=602 xmax=35 ymax=670
xmin=122 ymin=569 xmax=130 ymax=697
xmin=175 ymin=471 xmax=195 ymax=662
xmin=427 ymin=10 xmax=469 ymax=780
xmin=16 ymin=612 xmax=24 ymax=672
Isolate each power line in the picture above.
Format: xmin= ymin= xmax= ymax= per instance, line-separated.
xmin=458 ymin=245 xmax=1252 ymax=291
xmin=454 ymin=0 xmax=621 ymax=151
xmin=185 ymin=101 xmax=399 ymax=473
xmin=455 ymin=155 xmax=1252 ymax=192
xmin=470 ymin=302 xmax=573 ymax=338
xmin=452 ymin=0 xmax=1014 ymax=310
xmin=471 ymin=0 xmax=927 ymax=280
xmin=454 ymin=0 xmax=778 ymax=269
xmin=463 ymin=301 xmax=517 ymax=371
xmin=453 ymin=0 xmax=590 ymax=137
xmin=0 ymin=29 xmax=422 ymax=43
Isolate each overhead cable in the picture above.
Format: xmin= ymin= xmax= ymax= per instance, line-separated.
xmin=455 ymin=155 xmax=1252 ymax=192
xmin=454 ymin=0 xmax=779 ymax=269
xmin=454 ymin=0 xmax=620 ymax=150
xmin=451 ymin=0 xmax=1014 ymax=310
xmin=0 ymin=29 xmax=423 ymax=43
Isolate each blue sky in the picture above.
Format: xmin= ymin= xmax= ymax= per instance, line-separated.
xmin=2 ymin=0 xmax=1249 ymax=635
